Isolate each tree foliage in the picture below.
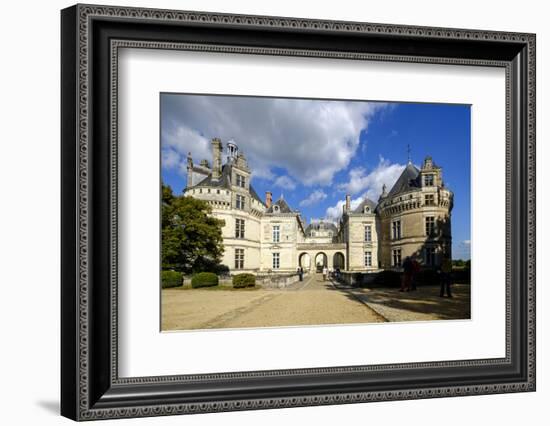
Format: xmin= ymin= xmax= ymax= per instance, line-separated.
xmin=161 ymin=183 xmax=225 ymax=273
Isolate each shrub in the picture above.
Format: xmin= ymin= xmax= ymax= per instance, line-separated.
xmin=232 ymin=273 xmax=256 ymax=288
xmin=191 ymin=272 xmax=219 ymax=288
xmin=161 ymin=270 xmax=183 ymax=288
xmin=452 ymin=268 xmax=471 ymax=284
xmin=373 ymin=270 xmax=402 ymax=287
xmin=415 ymin=269 xmax=440 ymax=285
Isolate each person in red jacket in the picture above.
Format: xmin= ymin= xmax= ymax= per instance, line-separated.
xmin=400 ymin=257 xmax=414 ymax=292
xmin=411 ymin=259 xmax=421 ymax=291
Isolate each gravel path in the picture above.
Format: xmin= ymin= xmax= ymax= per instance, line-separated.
xmin=162 ymin=274 xmax=385 ymax=331
xmin=162 ymin=274 xmax=470 ymax=331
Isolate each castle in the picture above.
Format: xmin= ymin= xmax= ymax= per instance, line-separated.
xmin=183 ymin=138 xmax=453 ymax=274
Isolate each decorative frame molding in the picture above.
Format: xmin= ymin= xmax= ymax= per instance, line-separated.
xmin=61 ymin=4 xmax=535 ymax=421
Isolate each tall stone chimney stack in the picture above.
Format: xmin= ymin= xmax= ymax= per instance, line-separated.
xmin=345 ymin=194 xmax=351 ymax=212
xmin=211 ymin=138 xmax=222 ymax=180
xmin=186 ymin=152 xmax=193 ymax=188
xmin=265 ymin=191 xmax=272 ymax=208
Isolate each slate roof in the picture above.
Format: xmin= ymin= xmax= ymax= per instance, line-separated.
xmin=266 ymin=197 xmax=294 ymax=214
xmin=192 ymin=163 xmax=265 ymax=205
xmin=386 ymin=163 xmax=421 ymax=197
xmin=353 ymin=197 xmax=377 ymax=214
xmin=304 ymin=221 xmax=338 ymax=236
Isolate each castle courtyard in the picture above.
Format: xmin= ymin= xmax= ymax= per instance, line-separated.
xmin=161 ymin=275 xmax=471 ymax=331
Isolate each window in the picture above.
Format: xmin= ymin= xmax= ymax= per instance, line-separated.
xmin=392 ymin=249 xmax=402 ymax=267
xmin=425 ymin=247 xmax=436 ymax=266
xmin=424 ymin=174 xmax=434 ymax=186
xmin=236 ymin=174 xmax=246 ymax=188
xmin=425 ymin=216 xmax=435 ymax=236
xmin=235 ymin=218 xmax=245 ymax=238
xmin=364 ymin=251 xmax=372 ymax=267
xmin=425 ymin=194 xmax=435 ymax=205
xmin=364 ymin=225 xmax=372 ymax=242
xmin=392 ymin=220 xmax=401 ymax=240
xmin=236 ymin=194 xmax=245 ymax=210
xmin=273 ymin=205 xmax=280 ymax=213
xmin=272 ymin=225 xmax=280 ymax=242
xmin=234 ymin=248 xmax=244 ymax=269
xmin=272 ymin=253 xmax=280 ymax=269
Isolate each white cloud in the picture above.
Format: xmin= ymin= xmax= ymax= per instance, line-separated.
xmin=337 ymin=156 xmax=406 ymax=200
xmin=462 ymin=240 xmax=471 ymax=245
xmin=324 ymin=158 xmax=405 ymax=221
xmin=161 ymin=149 xmax=180 ymax=169
xmin=161 ymin=123 xmax=210 ymax=176
xmin=161 ymin=95 xmax=388 ymax=186
xmin=299 ymin=190 xmax=327 ymax=207
xmin=325 ymin=195 xmax=365 ymax=222
xmin=273 ymin=175 xmax=297 ymax=190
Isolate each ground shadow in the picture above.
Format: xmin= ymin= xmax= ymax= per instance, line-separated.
xmin=328 ymin=279 xmax=470 ymax=321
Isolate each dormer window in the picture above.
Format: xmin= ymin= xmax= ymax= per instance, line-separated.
xmin=424 ymin=174 xmax=434 ymax=186
xmin=364 ymin=206 xmax=370 ymax=213
xmin=273 ymin=205 xmax=280 ymax=213
xmin=236 ymin=174 xmax=246 ymax=188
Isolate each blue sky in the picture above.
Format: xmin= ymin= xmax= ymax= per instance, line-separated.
xmin=161 ymin=94 xmax=471 ymax=260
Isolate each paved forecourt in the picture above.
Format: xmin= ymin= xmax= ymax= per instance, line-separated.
xmin=162 ymin=274 xmax=471 ymax=331
xmin=162 ymin=273 xmax=385 ymax=330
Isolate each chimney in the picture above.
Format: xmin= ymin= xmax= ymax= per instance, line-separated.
xmin=186 ymin=152 xmax=193 ymax=188
xmin=211 ymin=138 xmax=222 ymax=180
xmin=265 ymin=191 xmax=272 ymax=208
xmin=345 ymin=194 xmax=351 ymax=212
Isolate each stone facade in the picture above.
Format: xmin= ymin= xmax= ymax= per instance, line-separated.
xmin=182 ymin=139 xmax=453 ymax=274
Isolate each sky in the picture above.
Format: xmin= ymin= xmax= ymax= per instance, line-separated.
xmin=161 ymin=94 xmax=471 ymax=260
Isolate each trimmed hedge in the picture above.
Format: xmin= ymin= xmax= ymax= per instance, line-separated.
xmin=372 ymin=270 xmax=402 ymax=287
xmin=161 ymin=270 xmax=183 ymax=288
xmin=232 ymin=273 xmax=256 ymax=288
xmin=191 ymin=272 xmax=219 ymax=288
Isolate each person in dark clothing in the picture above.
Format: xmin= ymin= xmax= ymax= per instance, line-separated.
xmin=439 ymin=257 xmax=453 ymax=297
xmin=400 ymin=256 xmax=414 ymax=292
xmin=297 ymin=267 xmax=304 ymax=282
xmin=410 ymin=259 xmax=420 ymax=291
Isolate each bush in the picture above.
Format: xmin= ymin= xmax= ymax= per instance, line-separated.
xmin=415 ymin=269 xmax=440 ymax=285
xmin=191 ymin=272 xmax=219 ymax=288
xmin=161 ymin=270 xmax=183 ymax=288
xmin=452 ymin=268 xmax=471 ymax=284
xmin=232 ymin=273 xmax=256 ymax=288
xmin=373 ymin=270 xmax=402 ymax=287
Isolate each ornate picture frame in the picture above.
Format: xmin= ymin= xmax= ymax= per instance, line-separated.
xmin=61 ymin=4 xmax=535 ymax=420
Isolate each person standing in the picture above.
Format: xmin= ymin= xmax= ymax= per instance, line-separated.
xmin=411 ymin=258 xmax=420 ymax=291
xmin=440 ymin=256 xmax=453 ymax=297
xmin=400 ymin=256 xmax=413 ymax=292
xmin=322 ymin=265 xmax=328 ymax=281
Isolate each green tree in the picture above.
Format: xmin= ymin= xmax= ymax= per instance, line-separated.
xmin=161 ymin=183 xmax=225 ymax=273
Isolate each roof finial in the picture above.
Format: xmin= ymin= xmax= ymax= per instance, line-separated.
xmin=407 ymin=144 xmax=412 ymax=164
